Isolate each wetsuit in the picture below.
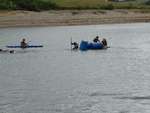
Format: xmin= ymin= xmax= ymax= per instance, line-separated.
xmin=102 ymin=39 xmax=107 ymax=46
xmin=93 ymin=37 xmax=100 ymax=43
xmin=72 ymin=42 xmax=78 ymax=50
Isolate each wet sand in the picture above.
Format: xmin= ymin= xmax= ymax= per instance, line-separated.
xmin=0 ymin=10 xmax=150 ymax=27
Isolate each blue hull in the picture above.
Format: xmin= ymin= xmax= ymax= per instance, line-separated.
xmin=6 ymin=45 xmax=43 ymax=48
xmin=79 ymin=40 xmax=103 ymax=50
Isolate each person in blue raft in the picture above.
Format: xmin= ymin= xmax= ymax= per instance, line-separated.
xmin=20 ymin=38 xmax=27 ymax=48
xmin=93 ymin=36 xmax=100 ymax=43
xmin=79 ymin=35 xmax=108 ymax=50
xmin=93 ymin=36 xmax=107 ymax=46
xmin=101 ymin=38 xmax=107 ymax=47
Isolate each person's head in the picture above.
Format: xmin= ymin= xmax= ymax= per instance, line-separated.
xmin=102 ymin=38 xmax=106 ymax=41
xmin=96 ymin=36 xmax=99 ymax=39
xmin=22 ymin=38 xmax=26 ymax=42
xmin=10 ymin=50 xmax=14 ymax=53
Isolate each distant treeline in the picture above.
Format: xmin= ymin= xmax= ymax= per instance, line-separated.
xmin=0 ymin=0 xmax=57 ymax=11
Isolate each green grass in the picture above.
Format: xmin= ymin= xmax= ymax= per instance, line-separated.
xmin=53 ymin=0 xmax=106 ymax=8
xmin=51 ymin=0 xmax=150 ymax=10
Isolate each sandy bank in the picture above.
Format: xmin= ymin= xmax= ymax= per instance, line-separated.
xmin=0 ymin=10 xmax=150 ymax=27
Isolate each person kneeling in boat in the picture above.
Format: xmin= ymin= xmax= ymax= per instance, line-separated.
xmin=93 ymin=36 xmax=100 ymax=43
xmin=101 ymin=38 xmax=107 ymax=47
xmin=20 ymin=38 xmax=27 ymax=48
xmin=71 ymin=42 xmax=79 ymax=50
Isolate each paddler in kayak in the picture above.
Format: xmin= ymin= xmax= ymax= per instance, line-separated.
xmin=20 ymin=38 xmax=27 ymax=48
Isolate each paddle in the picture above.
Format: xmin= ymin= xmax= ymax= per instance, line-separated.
xmin=27 ymin=41 xmax=31 ymax=44
xmin=71 ymin=37 xmax=72 ymax=50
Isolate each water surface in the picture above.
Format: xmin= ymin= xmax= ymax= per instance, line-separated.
xmin=0 ymin=23 xmax=150 ymax=113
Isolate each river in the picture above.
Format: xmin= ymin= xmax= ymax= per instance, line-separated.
xmin=0 ymin=23 xmax=150 ymax=113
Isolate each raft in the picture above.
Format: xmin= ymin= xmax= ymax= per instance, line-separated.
xmin=79 ymin=40 xmax=104 ymax=50
xmin=6 ymin=45 xmax=43 ymax=48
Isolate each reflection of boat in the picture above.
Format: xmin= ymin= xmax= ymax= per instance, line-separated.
xmin=6 ymin=44 xmax=43 ymax=48
xmin=79 ymin=40 xmax=104 ymax=50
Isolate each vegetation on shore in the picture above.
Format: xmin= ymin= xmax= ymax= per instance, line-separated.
xmin=0 ymin=0 xmax=57 ymax=11
xmin=0 ymin=0 xmax=150 ymax=11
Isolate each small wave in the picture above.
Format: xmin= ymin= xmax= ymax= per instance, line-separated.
xmin=89 ymin=92 xmax=125 ymax=97
xmin=115 ymin=96 xmax=150 ymax=100
xmin=0 ymin=102 xmax=11 ymax=107
xmin=119 ymin=110 xmax=130 ymax=113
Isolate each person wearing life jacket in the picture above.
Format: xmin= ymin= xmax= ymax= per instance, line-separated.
xmin=93 ymin=36 xmax=100 ymax=43
xmin=101 ymin=38 xmax=107 ymax=46
xmin=71 ymin=42 xmax=79 ymax=50
xmin=20 ymin=38 xmax=27 ymax=48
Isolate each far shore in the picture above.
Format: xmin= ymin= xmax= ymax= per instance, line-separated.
xmin=1 ymin=10 xmax=150 ymax=28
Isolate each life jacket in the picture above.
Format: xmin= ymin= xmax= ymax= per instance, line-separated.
xmin=21 ymin=41 xmax=27 ymax=48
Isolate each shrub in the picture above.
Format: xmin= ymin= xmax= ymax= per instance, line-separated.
xmin=13 ymin=0 xmax=57 ymax=11
xmin=145 ymin=0 xmax=150 ymax=5
xmin=0 ymin=0 xmax=57 ymax=11
xmin=99 ymin=3 xmax=114 ymax=10
xmin=0 ymin=0 xmax=16 ymax=10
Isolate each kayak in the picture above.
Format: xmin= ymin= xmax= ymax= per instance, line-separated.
xmin=79 ymin=40 xmax=104 ymax=50
xmin=6 ymin=45 xmax=43 ymax=48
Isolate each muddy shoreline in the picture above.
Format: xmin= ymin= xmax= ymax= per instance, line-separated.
xmin=0 ymin=10 xmax=150 ymax=28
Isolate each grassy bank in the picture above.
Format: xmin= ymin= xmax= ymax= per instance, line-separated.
xmin=0 ymin=0 xmax=150 ymax=11
xmin=53 ymin=0 xmax=150 ymax=10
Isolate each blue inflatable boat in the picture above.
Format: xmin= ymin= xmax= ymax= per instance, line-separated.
xmin=79 ymin=40 xmax=104 ymax=50
xmin=6 ymin=45 xmax=43 ymax=48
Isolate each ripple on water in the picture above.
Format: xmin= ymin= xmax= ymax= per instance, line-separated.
xmin=0 ymin=89 xmax=27 ymax=112
xmin=89 ymin=92 xmax=126 ymax=97
xmin=115 ymin=96 xmax=150 ymax=100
